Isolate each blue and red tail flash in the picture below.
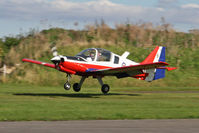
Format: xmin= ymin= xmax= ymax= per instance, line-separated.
xmin=154 ymin=47 xmax=166 ymax=80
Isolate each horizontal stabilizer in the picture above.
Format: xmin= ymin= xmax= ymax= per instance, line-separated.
xmin=158 ymin=67 xmax=177 ymax=71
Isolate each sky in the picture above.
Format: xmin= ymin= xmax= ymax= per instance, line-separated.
xmin=1 ymin=0 xmax=199 ymax=37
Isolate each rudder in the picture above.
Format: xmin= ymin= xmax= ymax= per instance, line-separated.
xmin=142 ymin=46 xmax=166 ymax=81
xmin=153 ymin=47 xmax=166 ymax=80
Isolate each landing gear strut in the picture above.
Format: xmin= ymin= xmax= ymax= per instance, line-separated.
xmin=64 ymin=74 xmax=71 ymax=90
xmin=97 ymin=77 xmax=110 ymax=94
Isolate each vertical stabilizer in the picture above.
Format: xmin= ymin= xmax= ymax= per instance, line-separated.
xmin=142 ymin=46 xmax=166 ymax=81
xmin=142 ymin=46 xmax=159 ymax=63
xmin=142 ymin=46 xmax=166 ymax=63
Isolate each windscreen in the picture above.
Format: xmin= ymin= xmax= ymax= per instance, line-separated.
xmin=76 ymin=48 xmax=96 ymax=61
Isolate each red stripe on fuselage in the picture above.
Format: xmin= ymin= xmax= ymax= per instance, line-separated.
xmin=60 ymin=61 xmax=112 ymax=74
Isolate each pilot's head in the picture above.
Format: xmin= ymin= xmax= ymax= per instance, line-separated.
xmin=90 ymin=52 xmax=95 ymax=60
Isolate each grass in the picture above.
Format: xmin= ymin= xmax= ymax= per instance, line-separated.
xmin=0 ymin=84 xmax=199 ymax=121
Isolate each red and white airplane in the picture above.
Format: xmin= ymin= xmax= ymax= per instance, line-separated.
xmin=22 ymin=46 xmax=176 ymax=94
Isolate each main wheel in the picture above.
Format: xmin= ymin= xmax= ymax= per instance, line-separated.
xmin=64 ymin=82 xmax=71 ymax=90
xmin=73 ymin=83 xmax=81 ymax=92
xmin=101 ymin=84 xmax=110 ymax=94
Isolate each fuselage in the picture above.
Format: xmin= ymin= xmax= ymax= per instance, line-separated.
xmin=51 ymin=48 xmax=139 ymax=75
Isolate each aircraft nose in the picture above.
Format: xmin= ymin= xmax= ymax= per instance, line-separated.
xmin=51 ymin=56 xmax=61 ymax=64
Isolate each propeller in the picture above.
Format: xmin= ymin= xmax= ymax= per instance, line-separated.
xmin=51 ymin=46 xmax=58 ymax=57
xmin=50 ymin=46 xmax=65 ymax=69
xmin=50 ymin=46 xmax=60 ymax=68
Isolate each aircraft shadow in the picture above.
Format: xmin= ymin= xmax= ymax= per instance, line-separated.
xmin=13 ymin=93 xmax=141 ymax=98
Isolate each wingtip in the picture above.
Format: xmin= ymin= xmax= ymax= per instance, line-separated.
xmin=22 ymin=58 xmax=30 ymax=62
xmin=22 ymin=58 xmax=26 ymax=62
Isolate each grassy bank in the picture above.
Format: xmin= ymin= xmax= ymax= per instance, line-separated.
xmin=4 ymin=44 xmax=198 ymax=87
xmin=0 ymin=84 xmax=199 ymax=121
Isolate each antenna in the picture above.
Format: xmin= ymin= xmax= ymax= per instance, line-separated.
xmin=121 ymin=51 xmax=130 ymax=59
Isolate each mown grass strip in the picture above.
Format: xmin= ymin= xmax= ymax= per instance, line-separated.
xmin=0 ymin=84 xmax=199 ymax=121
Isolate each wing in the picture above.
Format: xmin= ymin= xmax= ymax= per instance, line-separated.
xmin=87 ymin=62 xmax=169 ymax=78
xmin=22 ymin=58 xmax=55 ymax=68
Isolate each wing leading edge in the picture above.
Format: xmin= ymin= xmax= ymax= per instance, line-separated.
xmin=22 ymin=58 xmax=55 ymax=68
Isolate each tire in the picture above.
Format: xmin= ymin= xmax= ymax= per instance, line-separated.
xmin=64 ymin=82 xmax=71 ymax=90
xmin=73 ymin=83 xmax=81 ymax=92
xmin=101 ymin=84 xmax=110 ymax=94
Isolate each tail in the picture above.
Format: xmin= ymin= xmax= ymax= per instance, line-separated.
xmin=142 ymin=46 xmax=166 ymax=64
xmin=142 ymin=46 xmax=166 ymax=81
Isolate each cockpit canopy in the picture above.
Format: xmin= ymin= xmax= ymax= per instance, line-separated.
xmin=76 ymin=48 xmax=111 ymax=62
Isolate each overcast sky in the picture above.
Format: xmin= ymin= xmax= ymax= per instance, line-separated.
xmin=1 ymin=0 xmax=199 ymax=37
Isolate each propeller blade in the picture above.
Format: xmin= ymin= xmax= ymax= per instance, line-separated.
xmin=51 ymin=46 xmax=58 ymax=57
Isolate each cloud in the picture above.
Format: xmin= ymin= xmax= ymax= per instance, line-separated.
xmin=0 ymin=0 xmax=199 ymax=31
xmin=182 ymin=4 xmax=199 ymax=9
xmin=0 ymin=0 xmax=162 ymax=22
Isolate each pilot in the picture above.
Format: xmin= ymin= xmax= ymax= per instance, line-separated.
xmin=90 ymin=52 xmax=95 ymax=61
xmin=97 ymin=52 xmax=104 ymax=61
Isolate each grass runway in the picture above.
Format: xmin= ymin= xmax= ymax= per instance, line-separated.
xmin=0 ymin=84 xmax=199 ymax=121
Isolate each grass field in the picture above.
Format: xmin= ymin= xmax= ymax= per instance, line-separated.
xmin=0 ymin=84 xmax=199 ymax=121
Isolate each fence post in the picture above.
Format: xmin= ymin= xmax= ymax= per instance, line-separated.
xmin=3 ymin=64 xmax=6 ymax=77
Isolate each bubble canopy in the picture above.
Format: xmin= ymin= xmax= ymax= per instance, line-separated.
xmin=76 ymin=48 xmax=111 ymax=62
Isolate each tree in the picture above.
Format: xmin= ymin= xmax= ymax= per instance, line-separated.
xmin=3 ymin=37 xmax=21 ymax=53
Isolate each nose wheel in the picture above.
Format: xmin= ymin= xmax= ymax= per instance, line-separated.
xmin=64 ymin=82 xmax=71 ymax=90
xmin=64 ymin=74 xmax=71 ymax=90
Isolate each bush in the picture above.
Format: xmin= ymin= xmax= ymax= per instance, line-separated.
xmin=3 ymin=37 xmax=21 ymax=53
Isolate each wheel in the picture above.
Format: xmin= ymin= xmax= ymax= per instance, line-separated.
xmin=73 ymin=83 xmax=81 ymax=92
xmin=64 ymin=82 xmax=71 ymax=90
xmin=101 ymin=84 xmax=110 ymax=94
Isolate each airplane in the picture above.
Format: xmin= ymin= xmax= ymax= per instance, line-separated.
xmin=22 ymin=46 xmax=177 ymax=94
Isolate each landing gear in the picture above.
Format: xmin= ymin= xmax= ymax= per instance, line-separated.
xmin=63 ymin=74 xmax=110 ymax=94
xmin=101 ymin=84 xmax=110 ymax=94
xmin=64 ymin=82 xmax=71 ymax=90
xmin=63 ymin=74 xmax=86 ymax=92
xmin=73 ymin=83 xmax=81 ymax=92
xmin=97 ymin=77 xmax=110 ymax=94
xmin=64 ymin=74 xmax=71 ymax=90
xmin=73 ymin=76 xmax=86 ymax=92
